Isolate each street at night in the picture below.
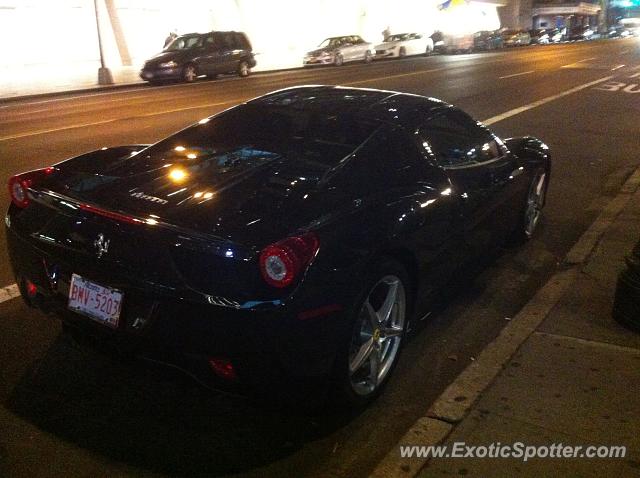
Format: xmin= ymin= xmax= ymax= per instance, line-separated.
xmin=1 ymin=37 xmax=640 ymax=477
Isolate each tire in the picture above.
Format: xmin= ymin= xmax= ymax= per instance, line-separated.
xmin=334 ymin=53 xmax=344 ymax=66
xmin=398 ymin=47 xmax=407 ymax=58
xmin=238 ymin=60 xmax=250 ymax=78
xmin=333 ymin=258 xmax=411 ymax=407
xmin=424 ymin=44 xmax=433 ymax=56
xmin=182 ymin=64 xmax=197 ymax=83
xmin=364 ymin=51 xmax=373 ymax=64
xmin=206 ymin=73 xmax=218 ymax=80
xmin=511 ymin=167 xmax=549 ymax=243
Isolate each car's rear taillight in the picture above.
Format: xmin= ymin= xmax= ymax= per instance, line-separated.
xmin=259 ymin=232 xmax=319 ymax=288
xmin=8 ymin=167 xmax=55 ymax=209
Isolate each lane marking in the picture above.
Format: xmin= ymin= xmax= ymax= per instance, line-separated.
xmin=0 ymin=99 xmax=239 ymax=142
xmin=0 ymin=284 xmax=20 ymax=304
xmin=482 ymin=75 xmax=614 ymax=125
xmin=611 ymin=64 xmax=625 ymax=71
xmin=499 ymin=70 xmax=534 ymax=79
xmin=578 ymin=57 xmax=596 ymax=62
xmin=0 ymin=50 xmax=611 ymax=141
xmin=345 ymin=67 xmax=446 ymax=85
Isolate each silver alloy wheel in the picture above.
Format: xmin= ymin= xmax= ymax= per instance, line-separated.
xmin=399 ymin=47 xmax=406 ymax=57
xmin=365 ymin=51 xmax=373 ymax=63
xmin=335 ymin=54 xmax=343 ymax=66
xmin=524 ymin=170 xmax=547 ymax=238
xmin=348 ymin=275 xmax=406 ymax=396
xmin=183 ymin=65 xmax=197 ymax=82
xmin=238 ymin=61 xmax=249 ymax=77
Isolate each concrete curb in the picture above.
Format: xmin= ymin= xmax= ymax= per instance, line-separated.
xmin=369 ymin=164 xmax=640 ymax=478
xmin=0 ymin=82 xmax=145 ymax=104
xmin=0 ymin=64 xmax=314 ymax=104
xmin=0 ymin=284 xmax=20 ymax=304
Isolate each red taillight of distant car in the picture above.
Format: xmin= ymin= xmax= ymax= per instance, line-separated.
xmin=259 ymin=232 xmax=319 ymax=288
xmin=8 ymin=167 xmax=55 ymax=209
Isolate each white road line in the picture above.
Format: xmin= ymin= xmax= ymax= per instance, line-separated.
xmin=499 ymin=70 xmax=534 ymax=79
xmin=611 ymin=64 xmax=626 ymax=71
xmin=0 ymin=57 xmax=522 ymax=142
xmin=578 ymin=57 xmax=596 ymax=62
xmin=482 ymin=75 xmax=614 ymax=126
xmin=0 ymin=284 xmax=20 ymax=304
xmin=345 ymin=67 xmax=446 ymax=86
xmin=0 ymin=99 xmax=239 ymax=142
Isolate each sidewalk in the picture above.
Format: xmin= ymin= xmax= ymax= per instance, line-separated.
xmin=371 ymin=169 xmax=640 ymax=478
xmin=0 ymin=65 xmax=143 ymax=100
xmin=420 ymin=179 xmax=640 ymax=476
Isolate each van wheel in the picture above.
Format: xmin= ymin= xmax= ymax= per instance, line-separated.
xmin=238 ymin=61 xmax=250 ymax=77
xmin=182 ymin=64 xmax=197 ymax=82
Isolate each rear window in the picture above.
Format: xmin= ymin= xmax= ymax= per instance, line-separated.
xmin=140 ymin=103 xmax=380 ymax=174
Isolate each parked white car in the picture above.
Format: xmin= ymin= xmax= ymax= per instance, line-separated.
xmin=375 ymin=33 xmax=434 ymax=58
xmin=303 ymin=35 xmax=374 ymax=66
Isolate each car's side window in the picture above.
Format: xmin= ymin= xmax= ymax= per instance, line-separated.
xmin=235 ymin=33 xmax=248 ymax=50
xmin=204 ymin=35 xmax=215 ymax=48
xmin=419 ymin=109 xmax=502 ymax=168
xmin=357 ymin=125 xmax=431 ymax=185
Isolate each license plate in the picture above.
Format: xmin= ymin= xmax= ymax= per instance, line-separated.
xmin=68 ymin=273 xmax=123 ymax=328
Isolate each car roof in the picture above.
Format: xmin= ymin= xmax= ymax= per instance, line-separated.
xmin=247 ymin=85 xmax=450 ymax=130
xmin=179 ymin=31 xmax=245 ymax=37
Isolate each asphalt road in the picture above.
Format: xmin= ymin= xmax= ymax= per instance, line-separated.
xmin=1 ymin=38 xmax=639 ymax=478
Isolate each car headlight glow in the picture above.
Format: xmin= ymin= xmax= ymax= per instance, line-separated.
xmin=159 ymin=60 xmax=178 ymax=68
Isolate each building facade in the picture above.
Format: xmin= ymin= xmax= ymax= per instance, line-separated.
xmin=531 ymin=0 xmax=601 ymax=29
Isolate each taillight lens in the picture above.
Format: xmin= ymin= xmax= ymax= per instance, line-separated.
xmin=8 ymin=167 xmax=55 ymax=209
xmin=259 ymin=232 xmax=319 ymax=288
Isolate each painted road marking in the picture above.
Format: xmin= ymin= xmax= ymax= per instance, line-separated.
xmin=611 ymin=64 xmax=626 ymax=71
xmin=0 ymin=99 xmax=240 ymax=142
xmin=499 ymin=70 xmax=534 ymax=79
xmin=593 ymin=81 xmax=640 ymax=93
xmin=482 ymin=75 xmax=614 ymax=125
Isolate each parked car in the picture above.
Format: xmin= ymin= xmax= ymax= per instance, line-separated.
xmin=566 ymin=25 xmax=595 ymax=41
xmin=375 ymin=33 xmax=434 ymax=58
xmin=443 ymin=33 xmax=475 ymax=53
xmin=140 ymin=31 xmax=256 ymax=83
xmin=608 ymin=25 xmax=634 ymax=38
xmin=502 ymin=29 xmax=531 ymax=47
xmin=529 ymin=28 xmax=551 ymax=44
xmin=303 ymin=36 xmax=374 ymax=66
xmin=613 ymin=237 xmax=640 ymax=331
xmin=473 ymin=30 xmax=503 ymax=51
xmin=6 ymin=85 xmax=550 ymax=406
xmin=546 ymin=28 xmax=565 ymax=43
xmin=431 ymin=31 xmax=446 ymax=53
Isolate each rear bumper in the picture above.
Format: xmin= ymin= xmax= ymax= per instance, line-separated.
xmin=140 ymin=67 xmax=182 ymax=81
xmin=6 ymin=222 xmax=348 ymax=397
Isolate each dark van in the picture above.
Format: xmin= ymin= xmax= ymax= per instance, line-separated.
xmin=140 ymin=31 xmax=256 ymax=83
